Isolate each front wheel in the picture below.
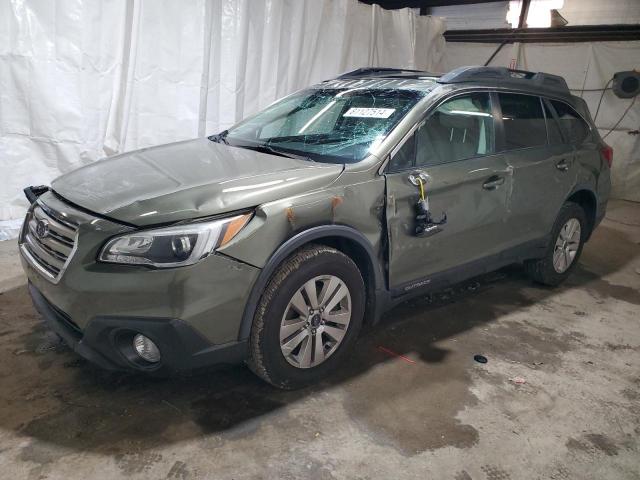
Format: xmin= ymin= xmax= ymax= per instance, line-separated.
xmin=525 ymin=201 xmax=587 ymax=286
xmin=247 ymin=244 xmax=365 ymax=389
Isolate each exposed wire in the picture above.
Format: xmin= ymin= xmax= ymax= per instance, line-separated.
xmin=484 ymin=41 xmax=508 ymax=67
xmin=601 ymin=95 xmax=637 ymax=140
xmin=593 ymin=78 xmax=614 ymax=123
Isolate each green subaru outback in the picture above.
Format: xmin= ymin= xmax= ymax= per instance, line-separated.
xmin=20 ymin=66 xmax=611 ymax=388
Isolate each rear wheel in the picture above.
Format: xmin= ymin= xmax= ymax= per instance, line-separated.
xmin=247 ymin=244 xmax=365 ymax=389
xmin=525 ymin=202 xmax=587 ymax=286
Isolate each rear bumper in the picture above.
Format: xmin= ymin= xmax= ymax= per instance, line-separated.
xmin=28 ymin=282 xmax=248 ymax=373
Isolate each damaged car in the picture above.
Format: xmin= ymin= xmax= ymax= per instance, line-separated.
xmin=20 ymin=66 xmax=611 ymax=388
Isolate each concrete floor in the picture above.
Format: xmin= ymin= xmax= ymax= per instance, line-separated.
xmin=0 ymin=201 xmax=638 ymax=480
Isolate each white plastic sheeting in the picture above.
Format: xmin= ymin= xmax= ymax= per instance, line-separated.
xmin=443 ymin=41 xmax=640 ymax=202
xmin=0 ymin=0 xmax=445 ymax=239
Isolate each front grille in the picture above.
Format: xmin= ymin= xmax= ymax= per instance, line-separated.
xmin=20 ymin=203 xmax=79 ymax=283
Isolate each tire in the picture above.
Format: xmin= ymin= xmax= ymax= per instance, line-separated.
xmin=525 ymin=201 xmax=587 ymax=286
xmin=247 ymin=244 xmax=365 ymax=389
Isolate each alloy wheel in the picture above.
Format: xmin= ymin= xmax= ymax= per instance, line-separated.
xmin=279 ymin=275 xmax=352 ymax=369
xmin=553 ymin=218 xmax=581 ymax=273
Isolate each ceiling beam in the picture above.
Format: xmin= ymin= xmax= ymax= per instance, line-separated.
xmin=444 ymin=25 xmax=640 ymax=43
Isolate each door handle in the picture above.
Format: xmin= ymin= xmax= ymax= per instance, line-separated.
xmin=556 ymin=159 xmax=570 ymax=172
xmin=482 ymin=175 xmax=505 ymax=190
xmin=408 ymin=171 xmax=429 ymax=186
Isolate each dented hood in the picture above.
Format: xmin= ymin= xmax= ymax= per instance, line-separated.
xmin=52 ymin=138 xmax=343 ymax=226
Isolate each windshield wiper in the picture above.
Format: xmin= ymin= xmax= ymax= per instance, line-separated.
xmin=209 ymin=132 xmax=313 ymax=162
xmin=240 ymin=143 xmax=314 ymax=162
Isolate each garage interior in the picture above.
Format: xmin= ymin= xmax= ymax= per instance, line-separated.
xmin=0 ymin=1 xmax=639 ymax=479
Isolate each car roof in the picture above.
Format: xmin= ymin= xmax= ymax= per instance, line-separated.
xmin=315 ymin=76 xmax=438 ymax=93
xmin=318 ymin=66 xmax=574 ymax=100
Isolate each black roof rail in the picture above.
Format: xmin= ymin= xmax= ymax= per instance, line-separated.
xmin=336 ymin=67 xmax=436 ymax=79
xmin=438 ymin=66 xmax=570 ymax=96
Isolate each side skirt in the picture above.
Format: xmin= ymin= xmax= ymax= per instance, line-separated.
xmin=381 ymin=236 xmax=549 ymax=312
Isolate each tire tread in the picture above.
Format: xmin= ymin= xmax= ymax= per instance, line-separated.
xmin=524 ymin=201 xmax=586 ymax=286
xmin=246 ymin=244 xmax=361 ymax=388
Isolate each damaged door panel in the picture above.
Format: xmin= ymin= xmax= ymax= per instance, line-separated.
xmin=384 ymin=91 xmax=513 ymax=290
xmin=385 ymin=154 xmax=513 ymax=290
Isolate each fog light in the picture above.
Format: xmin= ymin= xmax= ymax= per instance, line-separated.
xmin=133 ymin=334 xmax=161 ymax=363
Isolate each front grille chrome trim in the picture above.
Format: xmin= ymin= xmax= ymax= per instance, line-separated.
xmin=19 ymin=201 xmax=81 ymax=284
xmin=20 ymin=244 xmax=59 ymax=281
xmin=32 ymin=205 xmax=77 ymax=240
xmin=23 ymin=232 xmax=66 ymax=270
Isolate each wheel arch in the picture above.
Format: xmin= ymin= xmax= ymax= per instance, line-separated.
xmin=566 ymin=187 xmax=597 ymax=240
xmin=237 ymin=225 xmax=386 ymax=342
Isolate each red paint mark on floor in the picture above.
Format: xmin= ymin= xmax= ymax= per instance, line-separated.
xmin=377 ymin=345 xmax=416 ymax=364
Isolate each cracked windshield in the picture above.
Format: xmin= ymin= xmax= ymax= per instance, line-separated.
xmin=221 ymin=88 xmax=426 ymax=163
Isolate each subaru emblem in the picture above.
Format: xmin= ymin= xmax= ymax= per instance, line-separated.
xmin=35 ymin=219 xmax=50 ymax=239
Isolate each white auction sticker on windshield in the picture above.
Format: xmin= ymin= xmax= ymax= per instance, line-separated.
xmin=343 ymin=107 xmax=395 ymax=118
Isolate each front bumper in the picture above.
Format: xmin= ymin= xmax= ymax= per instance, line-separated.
xmin=20 ymin=192 xmax=261 ymax=372
xmin=28 ymin=282 xmax=248 ymax=372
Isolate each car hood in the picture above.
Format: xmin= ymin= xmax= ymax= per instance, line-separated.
xmin=52 ymin=138 xmax=344 ymax=226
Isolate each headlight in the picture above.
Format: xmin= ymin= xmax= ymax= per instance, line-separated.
xmin=99 ymin=213 xmax=252 ymax=268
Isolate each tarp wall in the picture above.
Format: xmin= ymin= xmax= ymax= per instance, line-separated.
xmin=442 ymin=41 xmax=640 ymax=203
xmin=0 ymin=0 xmax=445 ymax=239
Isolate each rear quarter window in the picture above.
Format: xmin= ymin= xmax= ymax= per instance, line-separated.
xmin=543 ymin=101 xmax=564 ymax=145
xmin=550 ymin=100 xmax=591 ymax=145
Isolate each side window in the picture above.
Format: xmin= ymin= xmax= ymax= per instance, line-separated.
xmin=388 ymin=132 xmax=416 ymax=171
xmin=498 ymin=93 xmax=547 ymax=150
xmin=414 ymin=92 xmax=495 ymax=167
xmin=550 ymin=100 xmax=590 ymax=145
xmin=543 ymin=100 xmax=564 ymax=145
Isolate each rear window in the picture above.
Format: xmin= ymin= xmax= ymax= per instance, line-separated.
xmin=550 ymin=100 xmax=591 ymax=145
xmin=498 ymin=93 xmax=547 ymax=150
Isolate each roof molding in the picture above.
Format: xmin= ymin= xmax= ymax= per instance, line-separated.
xmin=438 ymin=66 xmax=570 ymax=96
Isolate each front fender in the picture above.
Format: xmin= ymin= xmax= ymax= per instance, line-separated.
xmin=236 ymin=224 xmax=386 ymax=341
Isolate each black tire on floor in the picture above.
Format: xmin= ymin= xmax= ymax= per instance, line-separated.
xmin=525 ymin=201 xmax=587 ymax=287
xmin=246 ymin=244 xmax=365 ymax=389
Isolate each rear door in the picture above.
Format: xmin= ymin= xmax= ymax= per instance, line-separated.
xmin=497 ymin=93 xmax=576 ymax=245
xmin=385 ymin=91 xmax=513 ymax=290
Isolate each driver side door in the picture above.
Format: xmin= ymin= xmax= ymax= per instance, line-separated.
xmin=384 ymin=91 xmax=514 ymax=292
